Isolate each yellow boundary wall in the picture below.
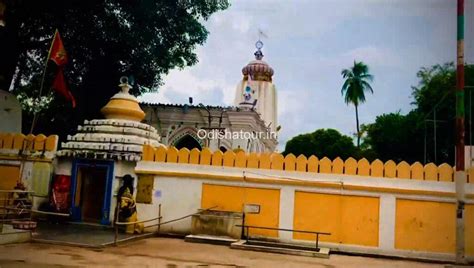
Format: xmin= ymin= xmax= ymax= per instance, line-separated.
xmin=136 ymin=163 xmax=474 ymax=259
xmin=0 ymin=133 xmax=58 ymax=153
xmin=0 ymin=133 xmax=58 ymax=192
xmin=142 ymin=145 xmax=465 ymax=183
xmin=293 ymin=191 xmax=380 ymax=247
xmin=201 ymin=184 xmax=280 ymax=237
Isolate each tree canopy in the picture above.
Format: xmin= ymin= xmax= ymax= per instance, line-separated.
xmin=283 ymin=128 xmax=357 ymax=160
xmin=0 ymin=0 xmax=229 ymax=136
xmin=361 ymin=63 xmax=474 ymax=164
xmin=361 ymin=111 xmax=423 ymax=163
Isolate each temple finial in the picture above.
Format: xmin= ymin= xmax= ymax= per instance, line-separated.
xmin=119 ymin=76 xmax=132 ymax=94
xmin=254 ymin=40 xmax=264 ymax=60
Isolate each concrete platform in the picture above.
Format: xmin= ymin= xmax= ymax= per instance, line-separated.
xmin=32 ymin=222 xmax=138 ymax=248
xmin=185 ymin=234 xmax=239 ymax=245
xmin=231 ymin=240 xmax=330 ymax=258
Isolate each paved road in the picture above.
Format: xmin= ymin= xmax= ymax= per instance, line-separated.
xmin=0 ymin=237 xmax=445 ymax=267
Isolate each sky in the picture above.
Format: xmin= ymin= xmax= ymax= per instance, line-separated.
xmin=139 ymin=0 xmax=474 ymax=151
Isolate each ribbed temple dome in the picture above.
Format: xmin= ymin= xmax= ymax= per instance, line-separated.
xmin=57 ymin=119 xmax=161 ymax=161
xmin=241 ymin=48 xmax=274 ymax=82
xmin=242 ymin=60 xmax=274 ymax=81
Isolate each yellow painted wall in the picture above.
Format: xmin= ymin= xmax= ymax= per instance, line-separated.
xmin=466 ymin=204 xmax=474 ymax=256
xmin=395 ymin=199 xmax=455 ymax=253
xmin=0 ymin=133 xmax=58 ymax=152
xmin=142 ymin=145 xmax=457 ymax=181
xmin=201 ymin=184 xmax=280 ymax=237
xmin=293 ymin=191 xmax=379 ymax=247
xmin=0 ymin=165 xmax=20 ymax=190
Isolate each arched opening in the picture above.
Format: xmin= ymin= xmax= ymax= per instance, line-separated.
xmin=174 ymin=135 xmax=202 ymax=150
xmin=219 ymin=146 xmax=228 ymax=153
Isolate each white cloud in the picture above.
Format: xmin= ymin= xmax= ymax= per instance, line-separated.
xmin=139 ymin=66 xmax=235 ymax=105
xmin=340 ymin=46 xmax=403 ymax=68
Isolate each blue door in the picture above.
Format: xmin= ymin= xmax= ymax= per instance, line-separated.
xmin=70 ymin=159 xmax=114 ymax=225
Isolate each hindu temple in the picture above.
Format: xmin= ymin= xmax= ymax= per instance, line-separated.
xmin=54 ymin=77 xmax=162 ymax=224
xmin=142 ymin=40 xmax=279 ymax=152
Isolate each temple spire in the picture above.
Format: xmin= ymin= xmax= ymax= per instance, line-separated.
xmin=235 ymin=39 xmax=278 ymax=134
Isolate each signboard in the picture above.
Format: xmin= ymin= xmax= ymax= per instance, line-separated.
xmin=244 ymin=203 xmax=260 ymax=214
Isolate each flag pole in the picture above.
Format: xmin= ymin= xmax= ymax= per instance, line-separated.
xmin=455 ymin=0 xmax=466 ymax=264
xmin=29 ymin=29 xmax=58 ymax=134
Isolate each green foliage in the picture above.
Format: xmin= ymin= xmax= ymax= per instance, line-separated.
xmin=362 ymin=63 xmax=474 ymax=165
xmin=286 ymin=63 xmax=473 ymax=165
xmin=341 ymin=61 xmax=374 ymax=147
xmin=284 ymin=128 xmax=357 ymax=160
xmin=341 ymin=61 xmax=374 ymax=106
xmin=361 ymin=111 xmax=424 ymax=163
xmin=409 ymin=63 xmax=457 ymax=164
xmin=411 ymin=63 xmax=456 ymax=116
xmin=0 ymin=0 xmax=229 ymax=136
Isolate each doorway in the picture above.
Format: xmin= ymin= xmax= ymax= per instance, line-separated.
xmin=71 ymin=160 xmax=113 ymax=225
xmin=78 ymin=167 xmax=106 ymax=222
xmin=174 ymin=134 xmax=202 ymax=150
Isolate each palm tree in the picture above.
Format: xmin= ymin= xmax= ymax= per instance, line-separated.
xmin=341 ymin=61 xmax=374 ymax=148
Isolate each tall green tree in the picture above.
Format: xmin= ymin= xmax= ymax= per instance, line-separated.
xmin=0 ymin=0 xmax=229 ymax=137
xmin=341 ymin=61 xmax=374 ymax=148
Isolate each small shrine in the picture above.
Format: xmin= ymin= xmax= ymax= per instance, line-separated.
xmin=54 ymin=77 xmax=162 ymax=225
xmin=57 ymin=77 xmax=161 ymax=160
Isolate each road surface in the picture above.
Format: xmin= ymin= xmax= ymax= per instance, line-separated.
xmin=0 ymin=237 xmax=445 ymax=267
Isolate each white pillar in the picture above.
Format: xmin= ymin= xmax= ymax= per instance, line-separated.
xmin=278 ymin=187 xmax=295 ymax=242
xmin=379 ymin=195 xmax=396 ymax=251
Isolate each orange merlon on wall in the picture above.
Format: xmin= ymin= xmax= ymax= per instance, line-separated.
xmin=0 ymin=132 xmax=59 ymax=153
xmin=141 ymin=145 xmax=462 ymax=182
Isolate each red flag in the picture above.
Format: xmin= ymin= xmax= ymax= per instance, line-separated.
xmin=49 ymin=30 xmax=68 ymax=66
xmin=48 ymin=30 xmax=75 ymax=107
xmin=52 ymin=69 xmax=76 ymax=108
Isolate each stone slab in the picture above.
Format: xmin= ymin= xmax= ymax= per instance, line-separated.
xmin=231 ymin=240 xmax=330 ymax=258
xmin=185 ymin=234 xmax=239 ymax=245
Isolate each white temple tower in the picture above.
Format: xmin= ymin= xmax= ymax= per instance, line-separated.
xmin=234 ymin=41 xmax=278 ymax=133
